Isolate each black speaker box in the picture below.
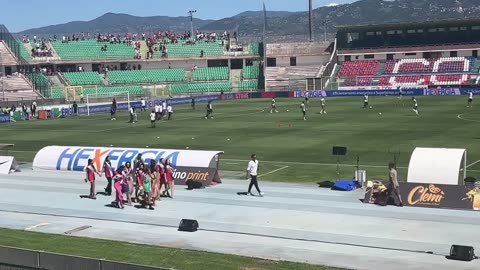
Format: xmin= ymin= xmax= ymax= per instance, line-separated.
xmin=332 ymin=146 xmax=347 ymax=156
xmin=446 ymin=245 xmax=475 ymax=261
xmin=178 ymin=219 xmax=199 ymax=232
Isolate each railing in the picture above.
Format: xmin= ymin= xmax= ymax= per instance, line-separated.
xmin=0 ymin=245 xmax=173 ymax=270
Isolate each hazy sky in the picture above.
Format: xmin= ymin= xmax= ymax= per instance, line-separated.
xmin=1 ymin=0 xmax=355 ymax=32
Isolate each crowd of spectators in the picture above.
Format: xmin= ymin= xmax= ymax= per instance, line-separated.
xmin=22 ymin=35 xmax=53 ymax=57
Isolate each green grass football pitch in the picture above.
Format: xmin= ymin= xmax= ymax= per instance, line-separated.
xmin=2 ymin=95 xmax=480 ymax=183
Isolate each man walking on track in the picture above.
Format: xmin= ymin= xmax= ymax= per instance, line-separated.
xmin=246 ymin=154 xmax=264 ymax=197
xmin=388 ymin=162 xmax=403 ymax=207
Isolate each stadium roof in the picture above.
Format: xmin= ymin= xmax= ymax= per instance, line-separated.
xmin=336 ymin=18 xmax=480 ymax=32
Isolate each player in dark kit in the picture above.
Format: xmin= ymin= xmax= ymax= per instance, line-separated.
xmin=191 ymin=98 xmax=195 ymax=110
xmin=205 ymin=101 xmax=213 ymax=119
xmin=110 ymin=98 xmax=117 ymax=120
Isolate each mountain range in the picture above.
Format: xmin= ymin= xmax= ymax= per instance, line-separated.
xmin=18 ymin=0 xmax=480 ymax=39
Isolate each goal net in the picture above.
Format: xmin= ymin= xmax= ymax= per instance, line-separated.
xmin=86 ymin=91 xmax=130 ymax=116
xmin=64 ymin=86 xmax=84 ymax=102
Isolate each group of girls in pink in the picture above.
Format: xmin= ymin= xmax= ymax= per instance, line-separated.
xmin=85 ymin=156 xmax=175 ymax=209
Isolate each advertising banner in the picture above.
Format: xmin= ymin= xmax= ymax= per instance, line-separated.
xmin=424 ymin=87 xmax=462 ymax=96
xmin=0 ymin=114 xmax=10 ymax=123
xmin=32 ymin=146 xmax=223 ymax=172
xmin=234 ymin=92 xmax=250 ymax=100
xmin=460 ymin=88 xmax=480 ymax=95
xmin=172 ymin=166 xmax=221 ymax=187
xmin=293 ymin=89 xmax=424 ymax=98
xmin=364 ymin=182 xmax=480 ymax=211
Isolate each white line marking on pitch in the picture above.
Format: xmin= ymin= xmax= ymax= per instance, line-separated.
xmin=457 ymin=114 xmax=480 ymax=123
xmin=25 ymin=222 xmax=49 ymax=231
xmin=466 ymin=160 xmax=480 ymax=168
xmin=259 ymin=166 xmax=289 ymax=177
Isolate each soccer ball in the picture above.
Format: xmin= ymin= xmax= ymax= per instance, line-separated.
xmin=369 ymin=106 xmax=373 ymax=109
xmin=286 ymin=109 xmax=289 ymax=112
xmin=379 ymin=112 xmax=382 ymax=115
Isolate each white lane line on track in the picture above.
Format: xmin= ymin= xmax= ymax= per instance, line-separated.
xmin=259 ymin=166 xmax=289 ymax=177
xmin=25 ymin=222 xmax=49 ymax=231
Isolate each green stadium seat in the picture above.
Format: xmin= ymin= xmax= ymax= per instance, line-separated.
xmin=192 ymin=67 xmax=229 ymax=81
xmin=52 ymin=40 xmax=135 ymax=60
xmin=248 ymin=42 xmax=261 ymax=55
xmin=48 ymin=89 xmax=66 ymax=99
xmin=170 ymin=82 xmax=232 ymax=94
xmin=107 ymin=69 xmax=185 ymax=84
xmin=164 ymin=41 xmax=225 ymax=58
xmin=240 ymin=81 xmax=259 ymax=91
xmin=27 ymin=73 xmax=50 ymax=89
xmin=242 ymin=66 xmax=260 ymax=79
xmin=63 ymin=72 xmax=103 ymax=85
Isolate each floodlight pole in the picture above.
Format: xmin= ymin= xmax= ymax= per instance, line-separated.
xmin=309 ymin=0 xmax=314 ymax=41
xmin=188 ymin=10 xmax=197 ymax=39
xmin=322 ymin=19 xmax=331 ymax=42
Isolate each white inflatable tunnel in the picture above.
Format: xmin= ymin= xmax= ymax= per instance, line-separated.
xmin=407 ymin=147 xmax=466 ymax=185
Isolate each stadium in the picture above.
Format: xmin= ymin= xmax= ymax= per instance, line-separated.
xmin=0 ymin=1 xmax=480 ymax=270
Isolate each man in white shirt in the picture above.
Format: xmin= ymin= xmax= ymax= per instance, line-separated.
xmin=301 ymin=101 xmax=306 ymax=121
xmin=129 ymin=107 xmax=137 ymax=123
xmin=141 ymin=98 xmax=146 ymax=111
xmin=246 ymin=154 xmax=263 ymax=196
xmin=150 ymin=110 xmax=156 ymax=128
xmin=154 ymin=104 xmax=160 ymax=120
xmin=159 ymin=103 xmax=164 ymax=119
xmin=468 ymin=91 xmax=473 ymax=107
xmin=162 ymin=101 xmax=167 ymax=117
xmin=167 ymin=104 xmax=173 ymax=120
xmin=320 ymin=97 xmax=326 ymax=114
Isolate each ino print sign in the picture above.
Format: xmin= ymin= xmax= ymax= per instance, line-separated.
xmin=32 ymin=146 xmax=223 ymax=172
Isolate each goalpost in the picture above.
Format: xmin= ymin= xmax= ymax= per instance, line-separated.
xmin=86 ymin=91 xmax=131 ymax=116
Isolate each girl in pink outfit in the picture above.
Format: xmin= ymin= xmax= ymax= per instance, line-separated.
xmin=124 ymin=162 xmax=133 ymax=205
xmin=113 ymin=166 xmax=125 ymax=209
xmin=165 ymin=159 xmax=175 ymax=199
xmin=85 ymin=158 xmax=101 ymax=199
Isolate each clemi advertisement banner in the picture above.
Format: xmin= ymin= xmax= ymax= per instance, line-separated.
xmin=364 ymin=181 xmax=480 ymax=211
xmin=32 ymin=146 xmax=223 ymax=174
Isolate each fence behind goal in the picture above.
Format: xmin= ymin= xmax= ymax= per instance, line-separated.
xmin=86 ymin=91 xmax=130 ymax=116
